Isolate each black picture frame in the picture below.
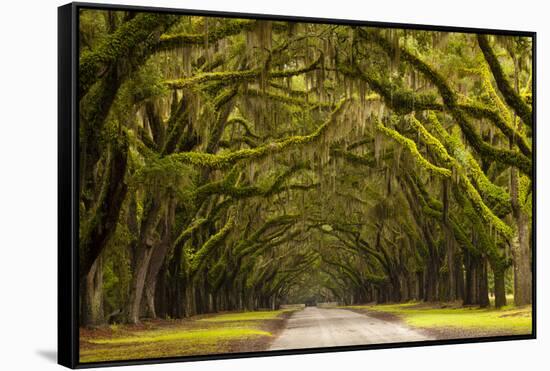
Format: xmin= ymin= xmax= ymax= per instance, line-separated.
xmin=58 ymin=2 xmax=537 ymax=368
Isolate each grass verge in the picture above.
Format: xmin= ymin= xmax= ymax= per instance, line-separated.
xmin=343 ymin=302 xmax=532 ymax=339
xmin=79 ymin=309 xmax=296 ymax=363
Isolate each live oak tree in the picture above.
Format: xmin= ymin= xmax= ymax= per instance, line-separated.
xmin=78 ymin=10 xmax=533 ymax=326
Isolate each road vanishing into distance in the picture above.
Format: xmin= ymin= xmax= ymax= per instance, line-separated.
xmin=269 ymin=307 xmax=432 ymax=350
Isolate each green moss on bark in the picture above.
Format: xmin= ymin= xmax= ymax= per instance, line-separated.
xmin=165 ymin=54 xmax=322 ymax=89
xmin=80 ymin=13 xmax=178 ymax=98
xmin=376 ymin=122 xmax=452 ymax=178
xmin=165 ymin=99 xmax=349 ymax=168
xmin=477 ymin=35 xmax=532 ymax=128
xmin=360 ymin=29 xmax=532 ymax=178
xmin=156 ymin=19 xmax=255 ymax=51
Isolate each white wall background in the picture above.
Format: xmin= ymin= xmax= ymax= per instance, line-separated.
xmin=0 ymin=0 xmax=545 ymax=369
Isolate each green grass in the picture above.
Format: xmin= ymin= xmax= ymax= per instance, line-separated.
xmin=89 ymin=327 xmax=271 ymax=345
xmin=344 ymin=302 xmax=532 ymax=334
xmin=198 ymin=309 xmax=291 ymax=322
xmin=80 ymin=309 xmax=292 ymax=363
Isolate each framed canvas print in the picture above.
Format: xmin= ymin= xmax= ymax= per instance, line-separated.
xmin=58 ymin=2 xmax=536 ymax=368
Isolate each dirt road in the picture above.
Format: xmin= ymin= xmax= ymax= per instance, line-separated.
xmin=269 ymin=306 xmax=432 ymax=350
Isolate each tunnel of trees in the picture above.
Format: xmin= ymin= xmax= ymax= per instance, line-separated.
xmin=78 ymin=10 xmax=533 ymax=326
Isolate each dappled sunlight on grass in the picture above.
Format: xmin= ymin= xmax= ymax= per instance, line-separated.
xmin=80 ymin=309 xmax=293 ymax=363
xmin=198 ymin=309 xmax=291 ymax=322
xmin=344 ymin=302 xmax=532 ymax=334
xmin=89 ymin=327 xmax=271 ymax=345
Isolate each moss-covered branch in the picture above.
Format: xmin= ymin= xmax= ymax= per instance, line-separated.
xmin=341 ymin=62 xmax=530 ymax=157
xmin=458 ymin=103 xmax=531 ymax=157
xmin=346 ymin=63 xmax=441 ymax=114
xmin=190 ymin=211 xmax=235 ymax=275
xmin=408 ymin=115 xmax=455 ymax=167
xmin=409 ymin=114 xmax=513 ymax=238
xmin=236 ymin=214 xmax=300 ymax=258
xmin=165 ymin=98 xmax=349 ymax=168
xmin=164 ymin=53 xmax=322 ymax=89
xmin=426 ymin=112 xmax=512 ymax=217
xmin=173 ymin=218 xmax=207 ymax=248
xmin=155 ymin=19 xmax=255 ymax=52
xmin=79 ymin=13 xmax=177 ymax=99
xmin=193 ymin=164 xmax=311 ymax=203
xmin=225 ymin=117 xmax=260 ymax=139
xmin=322 ymin=254 xmax=386 ymax=286
xmin=403 ymin=173 xmax=478 ymax=256
xmin=330 ymin=148 xmax=377 ymax=167
xmin=80 ymin=136 xmax=129 ymax=279
xmin=244 ymin=88 xmax=334 ymax=110
xmin=376 ymin=122 xmax=452 ymax=178
xmin=477 ymin=35 xmax=532 ymax=128
xmin=359 ymin=29 xmax=532 ymax=178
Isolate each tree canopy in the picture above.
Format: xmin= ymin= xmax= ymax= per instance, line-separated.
xmin=78 ymin=9 xmax=533 ymax=326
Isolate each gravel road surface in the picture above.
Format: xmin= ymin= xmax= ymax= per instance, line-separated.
xmin=269 ymin=306 xmax=432 ymax=350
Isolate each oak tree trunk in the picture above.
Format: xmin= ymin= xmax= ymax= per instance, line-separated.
xmin=81 ymin=256 xmax=104 ymax=326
